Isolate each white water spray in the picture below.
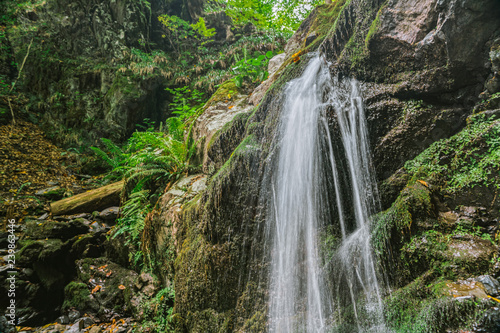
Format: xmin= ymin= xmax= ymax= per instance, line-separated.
xmin=266 ymin=55 xmax=386 ymax=332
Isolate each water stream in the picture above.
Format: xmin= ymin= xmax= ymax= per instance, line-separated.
xmin=266 ymin=55 xmax=386 ymax=332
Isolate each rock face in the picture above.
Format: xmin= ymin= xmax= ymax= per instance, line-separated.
xmin=5 ymin=0 xmax=171 ymax=143
xmin=143 ymin=0 xmax=500 ymax=332
xmin=320 ymin=0 xmax=500 ymax=180
xmin=4 ymin=0 xmax=208 ymax=144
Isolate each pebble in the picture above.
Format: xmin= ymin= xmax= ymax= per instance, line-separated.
xmin=68 ymin=310 xmax=80 ymax=323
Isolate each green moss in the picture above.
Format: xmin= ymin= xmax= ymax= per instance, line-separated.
xmin=206 ymin=80 xmax=240 ymax=105
xmin=364 ymin=1 xmax=387 ymax=47
xmin=62 ymin=281 xmax=91 ymax=311
xmin=306 ymin=0 xmax=348 ymax=49
xmin=385 ymin=277 xmax=489 ymax=332
xmin=373 ymin=182 xmax=433 ymax=258
xmin=404 ymin=113 xmax=500 ymax=194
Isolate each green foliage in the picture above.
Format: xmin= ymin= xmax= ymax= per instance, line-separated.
xmin=404 ymin=113 xmax=500 ymax=194
xmin=154 ymin=286 xmax=176 ymax=330
xmin=93 ymin=90 xmax=205 ymax=270
xmin=190 ymin=17 xmax=216 ymax=39
xmin=233 ymin=49 xmax=274 ymax=87
xmin=214 ymin=0 xmax=322 ymax=32
xmin=165 ymin=86 xmax=205 ymax=124
xmin=114 ymin=189 xmax=150 ymax=240
xmin=158 ymin=15 xmax=215 ymax=53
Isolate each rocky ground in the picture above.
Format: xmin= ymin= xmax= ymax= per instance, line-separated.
xmin=0 ymin=121 xmax=163 ymax=332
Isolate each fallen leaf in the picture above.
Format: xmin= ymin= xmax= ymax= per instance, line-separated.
xmin=417 ymin=180 xmax=429 ymax=187
xmin=91 ymin=285 xmax=102 ymax=294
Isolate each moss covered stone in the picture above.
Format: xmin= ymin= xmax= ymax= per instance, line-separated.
xmin=62 ymin=281 xmax=93 ymax=312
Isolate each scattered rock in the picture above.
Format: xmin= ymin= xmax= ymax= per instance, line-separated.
xmin=67 ymin=213 xmax=91 ymax=220
xmin=24 ymin=219 xmax=89 ymax=241
xmin=476 ymin=275 xmax=500 ymax=297
xmin=99 ymin=207 xmax=120 ymax=222
xmin=88 ymin=326 xmax=103 ymax=333
xmin=68 ymin=310 xmax=80 ymax=322
xmin=90 ymin=221 xmax=106 ymax=233
xmin=36 ymin=186 xmax=65 ymax=200
xmin=65 ymin=322 xmax=81 ymax=333
xmin=57 ymin=315 xmax=70 ymax=325
xmin=76 ymin=316 xmax=94 ymax=328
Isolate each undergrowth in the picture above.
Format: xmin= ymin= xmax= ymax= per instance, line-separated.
xmin=92 ymin=87 xmax=204 ymax=270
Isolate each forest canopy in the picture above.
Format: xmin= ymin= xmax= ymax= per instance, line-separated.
xmin=204 ymin=0 xmax=323 ymax=32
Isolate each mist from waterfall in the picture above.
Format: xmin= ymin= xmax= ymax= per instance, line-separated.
xmin=265 ymin=55 xmax=386 ymax=332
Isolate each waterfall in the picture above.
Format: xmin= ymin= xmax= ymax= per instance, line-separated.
xmin=265 ymin=55 xmax=386 ymax=332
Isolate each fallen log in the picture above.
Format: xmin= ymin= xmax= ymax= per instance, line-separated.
xmin=50 ymin=180 xmax=124 ymax=216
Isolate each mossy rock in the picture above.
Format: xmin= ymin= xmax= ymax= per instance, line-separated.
xmin=385 ymin=276 xmax=491 ymax=333
xmin=24 ymin=219 xmax=89 ymax=241
xmin=75 ymin=257 xmax=138 ymax=319
xmin=62 ymin=281 xmax=97 ymax=313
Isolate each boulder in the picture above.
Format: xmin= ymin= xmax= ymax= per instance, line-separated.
xmin=476 ymin=275 xmax=500 ymax=297
xmin=98 ymin=207 xmax=120 ymax=222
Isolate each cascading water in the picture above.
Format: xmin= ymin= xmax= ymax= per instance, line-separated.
xmin=265 ymin=54 xmax=386 ymax=332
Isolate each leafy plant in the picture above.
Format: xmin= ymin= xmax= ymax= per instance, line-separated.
xmin=232 ymin=49 xmax=274 ymax=87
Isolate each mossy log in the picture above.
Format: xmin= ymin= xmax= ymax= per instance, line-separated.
xmin=50 ymin=181 xmax=124 ymax=215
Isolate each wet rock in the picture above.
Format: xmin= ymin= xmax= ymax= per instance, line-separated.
xmin=62 ymin=281 xmax=99 ymax=314
xmin=99 ymin=207 xmax=120 ymax=222
xmin=476 ymin=307 xmax=500 ymax=332
xmin=0 ymin=316 xmax=16 ymax=333
xmin=448 ymin=235 xmax=496 ymax=264
xmin=68 ymin=213 xmax=91 ymax=220
xmin=90 ymin=221 xmax=106 ymax=233
xmin=268 ymin=53 xmax=287 ymax=77
xmin=76 ymin=316 xmax=94 ymax=328
xmin=57 ymin=315 xmax=70 ymax=324
xmin=65 ymin=322 xmax=82 ymax=333
xmin=305 ymin=32 xmax=317 ymax=46
xmin=70 ymin=232 xmax=106 ymax=259
xmin=191 ymin=81 xmax=254 ymax=171
xmin=249 ymin=52 xmax=287 ymax=107
xmin=88 ymin=327 xmax=103 ymax=333
xmin=24 ymin=219 xmax=89 ymax=241
xmin=75 ymin=257 xmax=138 ymax=320
xmin=477 ymin=275 xmax=500 ymax=297
xmin=438 ymin=211 xmax=458 ymax=227
xmin=445 ymin=279 xmax=488 ymax=299
xmin=53 ymin=216 xmax=71 ymax=221
xmin=68 ymin=310 xmax=81 ymax=322
xmin=36 ymin=186 xmax=67 ymax=200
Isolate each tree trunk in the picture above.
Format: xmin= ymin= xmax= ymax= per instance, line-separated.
xmin=50 ymin=181 xmax=124 ymax=216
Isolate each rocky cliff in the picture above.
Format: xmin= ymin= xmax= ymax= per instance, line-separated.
xmin=145 ymin=0 xmax=500 ymax=331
